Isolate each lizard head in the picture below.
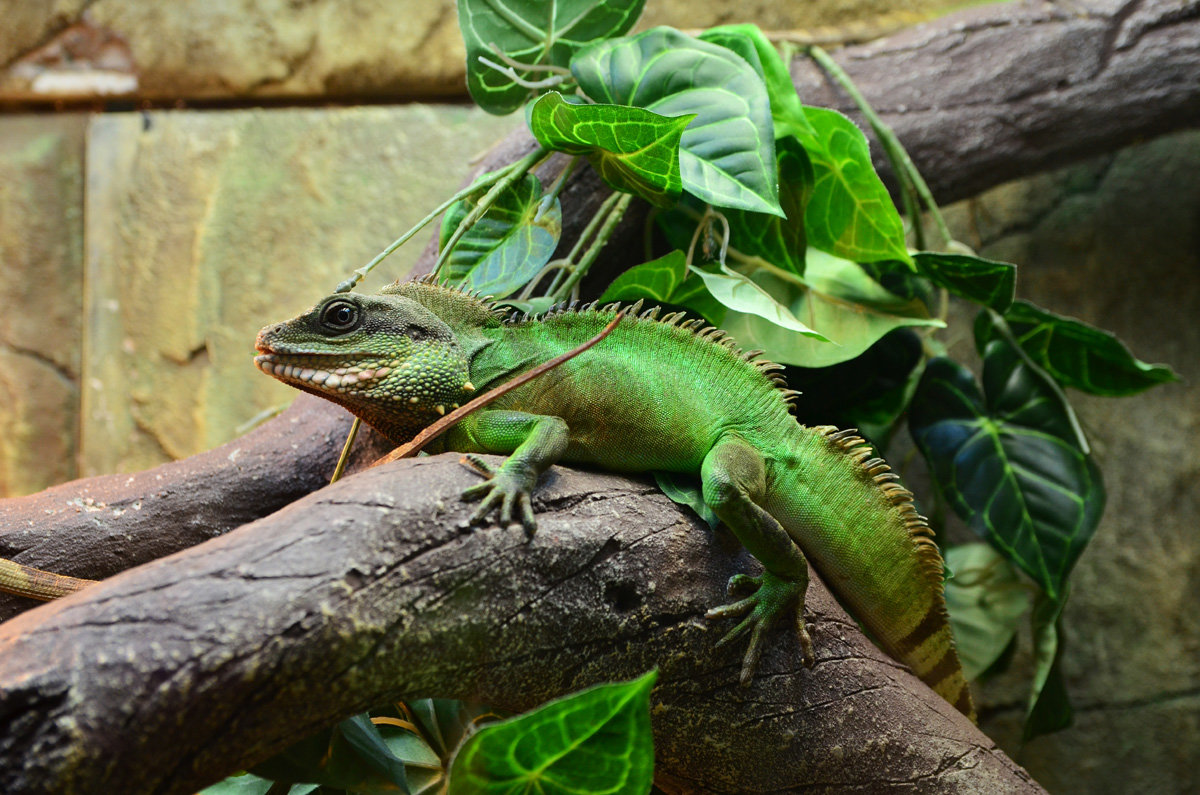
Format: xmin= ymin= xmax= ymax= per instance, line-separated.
xmin=255 ymin=292 xmax=473 ymax=441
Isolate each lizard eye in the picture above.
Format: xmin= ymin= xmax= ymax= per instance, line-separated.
xmin=320 ymin=300 xmax=360 ymax=332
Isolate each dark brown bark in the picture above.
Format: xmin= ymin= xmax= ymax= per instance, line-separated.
xmin=0 ymin=456 xmax=1043 ymax=794
xmin=3 ymin=0 xmax=1196 ymax=789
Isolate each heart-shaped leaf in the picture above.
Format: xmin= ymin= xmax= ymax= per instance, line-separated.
xmin=599 ymin=250 xmax=688 ymax=303
xmin=723 ymin=135 xmax=814 ymax=276
xmin=689 ymin=264 xmax=828 ymax=341
xmin=909 ymin=341 xmax=1106 ymax=600
xmin=943 ymin=543 xmax=1034 ymax=681
xmin=795 ymin=106 xmax=910 ymax=265
xmin=447 ymin=671 xmax=656 ymax=794
xmin=975 ymin=299 xmax=1178 ymax=396
xmin=457 ymin=0 xmax=646 ymax=114
xmin=572 ymin=27 xmax=782 ymax=216
xmin=912 ymin=251 xmax=1015 ymax=312
xmin=713 ymin=248 xmax=941 ymax=367
xmin=528 ymin=92 xmax=693 ymax=207
xmin=698 ymin=24 xmax=814 ymax=142
xmin=439 ymin=172 xmax=562 ymax=299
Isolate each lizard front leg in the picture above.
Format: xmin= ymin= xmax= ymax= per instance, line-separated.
xmin=447 ymin=409 xmax=569 ymax=534
xmin=701 ymin=434 xmax=815 ymax=685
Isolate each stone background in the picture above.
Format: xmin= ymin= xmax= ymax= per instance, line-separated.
xmin=0 ymin=1 xmax=1196 ymax=793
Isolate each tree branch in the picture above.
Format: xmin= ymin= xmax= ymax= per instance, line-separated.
xmin=0 ymin=456 xmax=1043 ymax=793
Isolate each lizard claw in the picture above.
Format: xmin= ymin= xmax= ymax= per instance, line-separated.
xmin=705 ymin=570 xmax=809 ymax=685
xmin=459 ymin=456 xmax=538 ymax=536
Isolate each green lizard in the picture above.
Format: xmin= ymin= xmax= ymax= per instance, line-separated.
xmin=254 ymin=276 xmax=975 ymax=719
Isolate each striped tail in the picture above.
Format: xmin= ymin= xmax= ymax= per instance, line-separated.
xmin=0 ymin=557 xmax=94 ymax=601
xmin=773 ymin=425 xmax=976 ymax=721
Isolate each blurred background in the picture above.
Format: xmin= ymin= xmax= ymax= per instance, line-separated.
xmin=0 ymin=1 xmax=1196 ymax=792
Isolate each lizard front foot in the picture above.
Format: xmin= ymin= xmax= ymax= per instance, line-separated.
xmin=459 ymin=454 xmax=538 ymax=535
xmin=705 ymin=571 xmax=815 ymax=686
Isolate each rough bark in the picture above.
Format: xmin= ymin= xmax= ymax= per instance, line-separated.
xmin=0 ymin=456 xmax=1043 ymax=794
xmin=2 ymin=0 xmax=1197 ymax=788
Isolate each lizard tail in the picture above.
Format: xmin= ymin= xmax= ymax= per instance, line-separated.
xmin=0 ymin=557 xmax=94 ymax=601
xmin=773 ymin=425 xmax=976 ymax=721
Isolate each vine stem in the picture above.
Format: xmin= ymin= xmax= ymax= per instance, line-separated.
xmin=806 ymin=45 xmax=952 ymax=249
xmin=336 ymin=160 xmax=525 ymax=293
xmin=545 ymin=189 xmax=621 ymax=296
xmin=552 ymin=192 xmax=633 ymax=302
xmin=434 ymin=145 xmax=550 ymax=278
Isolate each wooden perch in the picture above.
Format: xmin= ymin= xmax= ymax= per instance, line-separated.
xmin=0 ymin=456 xmax=1043 ymax=793
xmin=2 ymin=0 xmax=1197 ymax=788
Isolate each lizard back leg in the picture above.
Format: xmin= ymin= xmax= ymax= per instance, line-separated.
xmin=700 ymin=434 xmax=815 ymax=685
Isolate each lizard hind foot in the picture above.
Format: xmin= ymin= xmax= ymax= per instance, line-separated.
xmin=705 ymin=570 xmax=812 ymax=685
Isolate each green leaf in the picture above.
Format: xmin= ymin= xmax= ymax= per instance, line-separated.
xmin=528 ymin=92 xmax=693 ymax=207
xmin=599 ymin=250 xmax=689 ymax=303
xmin=447 ymin=671 xmax=657 ymax=795
xmin=795 ymin=106 xmax=910 ymax=264
xmin=723 ymin=135 xmax=814 ymax=277
xmin=698 ymin=24 xmax=814 ymax=142
xmin=340 ymin=713 xmax=412 ymax=791
xmin=912 ymin=251 xmax=1015 ymax=312
xmin=572 ymin=27 xmax=782 ymax=216
xmin=909 ymin=342 xmax=1106 ymax=600
xmin=200 ymin=772 xmax=314 ymax=795
xmin=457 ymin=0 xmax=646 ymax=114
xmin=689 ymin=264 xmax=828 ymax=341
xmin=714 ymin=248 xmax=941 ymax=367
xmin=251 ymin=718 xmax=412 ymax=794
xmin=943 ymin=543 xmax=1034 ymax=681
xmin=440 ymin=172 xmax=562 ymax=299
xmin=1025 ymin=590 xmax=1073 ymax=739
xmin=976 ymin=299 xmax=1178 ymax=396
xmin=654 ymin=471 xmax=719 ymax=529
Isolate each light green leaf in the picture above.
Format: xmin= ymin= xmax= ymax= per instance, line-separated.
xmin=447 ymin=672 xmax=657 ymax=795
xmin=440 ymin=172 xmax=562 ymax=299
xmin=795 ymin=106 xmax=910 ymax=264
xmin=572 ymin=27 xmax=782 ymax=216
xmin=912 ymin=251 xmax=1016 ymax=312
xmin=599 ymin=250 xmax=688 ymax=303
xmin=698 ymin=24 xmax=814 ymax=142
xmin=654 ymin=471 xmax=719 ymax=529
xmin=689 ymin=264 xmax=828 ymax=341
xmin=943 ymin=543 xmax=1034 ymax=681
xmin=714 ymin=248 xmax=941 ymax=367
xmin=457 ymin=0 xmax=646 ymax=114
xmin=723 ymin=135 xmax=813 ymax=277
xmin=909 ymin=342 xmax=1105 ymax=600
xmin=528 ymin=92 xmax=693 ymax=207
xmin=975 ymin=299 xmax=1178 ymax=396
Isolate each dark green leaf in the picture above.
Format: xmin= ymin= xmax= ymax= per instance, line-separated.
xmin=912 ymin=251 xmax=1015 ymax=312
xmin=654 ymin=471 xmax=719 ymax=529
xmin=457 ymin=0 xmax=646 ymax=114
xmin=699 ymin=24 xmax=813 ymax=142
xmin=340 ymin=714 xmax=412 ymax=791
xmin=599 ymin=250 xmax=688 ymax=303
xmin=909 ymin=342 xmax=1106 ymax=600
xmin=943 ymin=543 xmax=1034 ymax=681
xmin=795 ymin=106 xmax=910 ymax=264
xmin=715 ymin=249 xmax=941 ymax=367
xmin=200 ymin=772 xmax=312 ymax=795
xmin=447 ymin=671 xmax=657 ymax=795
xmin=529 ymin=92 xmax=692 ymax=206
xmin=251 ymin=718 xmax=410 ymax=793
xmin=975 ymin=299 xmax=1178 ymax=396
xmin=439 ymin=172 xmax=562 ymax=299
xmin=1024 ymin=590 xmax=1073 ymax=739
xmin=572 ymin=27 xmax=782 ymax=216
xmin=724 ymin=135 xmax=813 ymax=277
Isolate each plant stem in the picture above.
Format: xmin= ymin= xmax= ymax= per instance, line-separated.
xmin=553 ymin=192 xmax=633 ymax=302
xmin=330 ymin=417 xmax=361 ymax=483
xmin=434 ymin=145 xmax=550 ymax=278
xmin=335 ymin=164 xmax=518 ymax=293
xmin=806 ymin=45 xmax=952 ymax=249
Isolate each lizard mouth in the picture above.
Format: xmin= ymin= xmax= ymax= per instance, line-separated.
xmin=254 ymin=352 xmax=392 ymax=390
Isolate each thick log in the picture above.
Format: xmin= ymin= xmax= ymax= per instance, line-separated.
xmin=0 ymin=455 xmax=1043 ymax=794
